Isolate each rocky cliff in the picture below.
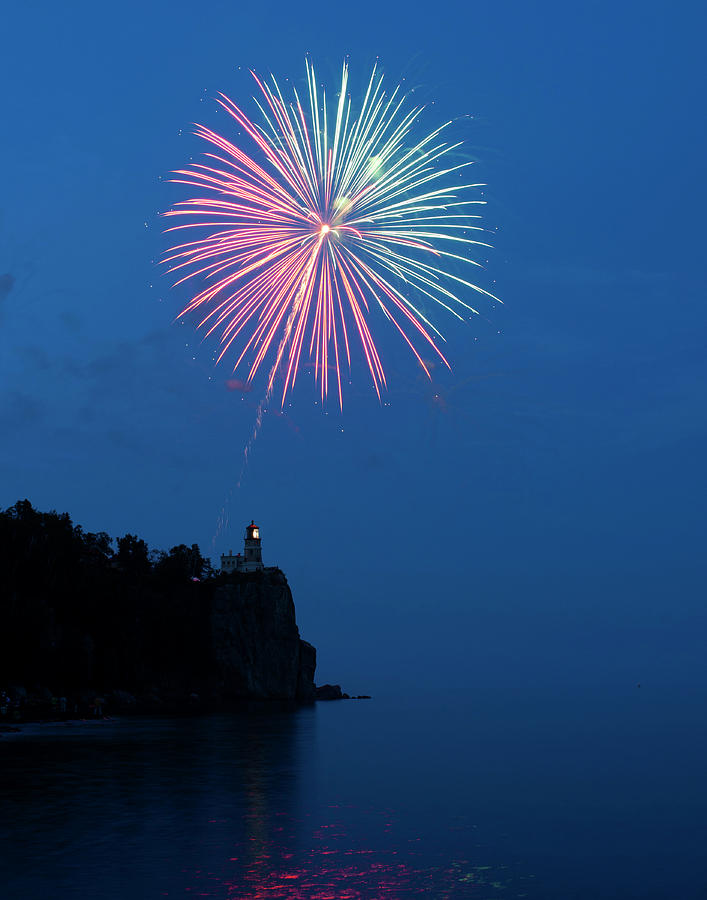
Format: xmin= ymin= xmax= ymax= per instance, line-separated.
xmin=0 ymin=501 xmax=317 ymax=711
xmin=212 ymin=570 xmax=316 ymax=701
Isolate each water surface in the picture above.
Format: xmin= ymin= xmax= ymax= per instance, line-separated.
xmin=1 ymin=687 xmax=705 ymax=898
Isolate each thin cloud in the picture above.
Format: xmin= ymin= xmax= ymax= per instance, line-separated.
xmin=0 ymin=273 xmax=14 ymax=303
xmin=0 ymin=390 xmax=44 ymax=429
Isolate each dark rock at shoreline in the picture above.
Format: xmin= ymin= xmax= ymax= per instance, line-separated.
xmin=111 ymin=690 xmax=137 ymax=708
xmin=315 ymin=684 xmax=344 ymax=700
xmin=314 ymin=684 xmax=372 ymax=701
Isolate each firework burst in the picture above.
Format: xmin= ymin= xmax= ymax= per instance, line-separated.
xmin=163 ymin=59 xmax=498 ymax=407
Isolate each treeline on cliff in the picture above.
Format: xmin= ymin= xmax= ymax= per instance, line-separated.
xmin=0 ymin=499 xmax=221 ymax=698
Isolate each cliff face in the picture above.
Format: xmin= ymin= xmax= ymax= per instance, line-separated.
xmin=0 ymin=501 xmax=317 ymax=707
xmin=211 ymin=570 xmax=316 ymax=701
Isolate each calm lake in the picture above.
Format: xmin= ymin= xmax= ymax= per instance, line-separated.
xmin=1 ymin=686 xmax=706 ymax=898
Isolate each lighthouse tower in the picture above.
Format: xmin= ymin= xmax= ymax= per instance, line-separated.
xmin=239 ymin=520 xmax=264 ymax=572
xmin=220 ymin=521 xmax=266 ymax=573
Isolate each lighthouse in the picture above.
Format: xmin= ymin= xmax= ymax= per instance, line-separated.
xmin=242 ymin=521 xmax=263 ymax=572
xmin=221 ymin=521 xmax=264 ymax=573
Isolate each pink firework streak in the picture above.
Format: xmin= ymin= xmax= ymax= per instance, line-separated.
xmin=163 ymin=59 xmax=500 ymax=409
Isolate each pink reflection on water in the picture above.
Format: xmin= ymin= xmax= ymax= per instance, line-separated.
xmin=173 ymin=809 xmax=530 ymax=899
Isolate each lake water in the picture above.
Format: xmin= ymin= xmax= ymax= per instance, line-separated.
xmin=1 ymin=687 xmax=706 ymax=899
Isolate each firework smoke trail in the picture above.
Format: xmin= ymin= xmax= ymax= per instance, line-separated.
xmin=239 ymin=238 xmax=322 ymax=480
xmin=212 ymin=239 xmax=322 ymax=547
xmin=165 ymin=59 xmax=500 ymax=544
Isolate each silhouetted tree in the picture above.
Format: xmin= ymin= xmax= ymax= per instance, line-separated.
xmin=116 ymin=533 xmax=151 ymax=578
xmin=0 ymin=500 xmax=215 ymax=695
xmin=154 ymin=543 xmax=210 ymax=582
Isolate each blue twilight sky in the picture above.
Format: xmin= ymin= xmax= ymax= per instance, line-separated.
xmin=1 ymin=0 xmax=705 ymax=691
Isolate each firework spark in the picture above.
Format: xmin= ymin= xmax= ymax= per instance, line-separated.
xmin=164 ymin=59 xmax=498 ymax=407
